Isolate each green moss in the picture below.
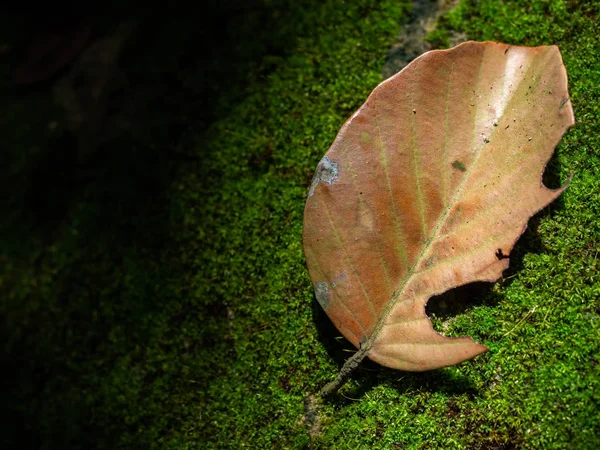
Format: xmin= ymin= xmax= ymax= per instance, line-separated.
xmin=2 ymin=0 xmax=599 ymax=448
xmin=424 ymin=28 xmax=451 ymax=49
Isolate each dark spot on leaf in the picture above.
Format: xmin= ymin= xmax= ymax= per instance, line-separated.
xmin=559 ymin=97 xmax=570 ymax=109
xmin=452 ymin=160 xmax=466 ymax=172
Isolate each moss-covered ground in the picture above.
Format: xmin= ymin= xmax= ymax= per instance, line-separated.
xmin=1 ymin=0 xmax=599 ymax=448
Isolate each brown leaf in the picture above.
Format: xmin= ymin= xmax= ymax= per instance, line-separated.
xmin=303 ymin=42 xmax=574 ymax=374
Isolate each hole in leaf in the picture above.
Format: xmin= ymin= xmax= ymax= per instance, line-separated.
xmin=495 ymin=248 xmax=509 ymax=260
xmin=426 ymin=282 xmax=496 ymax=334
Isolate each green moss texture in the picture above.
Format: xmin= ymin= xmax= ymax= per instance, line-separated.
xmin=1 ymin=0 xmax=599 ymax=448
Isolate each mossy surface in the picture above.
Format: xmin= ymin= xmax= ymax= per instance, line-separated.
xmin=1 ymin=0 xmax=599 ymax=449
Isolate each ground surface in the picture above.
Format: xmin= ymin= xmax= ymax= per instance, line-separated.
xmin=1 ymin=0 xmax=599 ymax=448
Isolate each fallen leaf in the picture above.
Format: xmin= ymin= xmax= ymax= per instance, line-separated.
xmin=303 ymin=41 xmax=574 ymax=392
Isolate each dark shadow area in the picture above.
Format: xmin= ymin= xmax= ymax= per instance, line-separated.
xmin=345 ymin=364 xmax=480 ymax=404
xmin=312 ymin=295 xmax=480 ymax=402
xmin=1 ymin=0 xmax=341 ymax=248
xmin=0 ymin=1 xmax=333 ymax=448
xmin=21 ymin=132 xmax=80 ymax=241
xmin=427 ymin=281 xmax=496 ymax=318
xmin=311 ymin=296 xmax=361 ymax=370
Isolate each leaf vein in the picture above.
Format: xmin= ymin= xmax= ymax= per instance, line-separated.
xmin=305 ymin=245 xmax=369 ymax=336
xmin=320 ymin=196 xmax=379 ymax=321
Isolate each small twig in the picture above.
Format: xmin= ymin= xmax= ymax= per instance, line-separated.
xmin=303 ymin=347 xmax=368 ymax=437
xmin=503 ymin=306 xmax=537 ymax=337
xmin=340 ymin=392 xmax=361 ymax=401
xmin=319 ymin=346 xmax=368 ymax=397
xmin=501 ymin=273 xmax=519 ymax=281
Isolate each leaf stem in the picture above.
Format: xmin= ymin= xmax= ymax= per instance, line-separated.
xmin=319 ymin=346 xmax=368 ymax=397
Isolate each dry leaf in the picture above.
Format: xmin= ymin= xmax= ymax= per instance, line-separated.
xmin=303 ymin=41 xmax=574 ymax=393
